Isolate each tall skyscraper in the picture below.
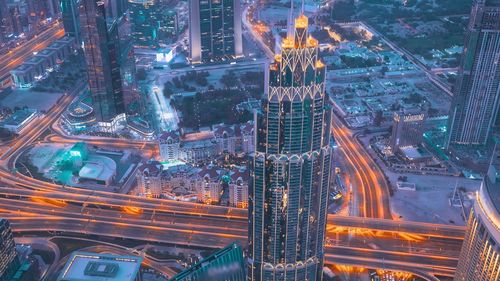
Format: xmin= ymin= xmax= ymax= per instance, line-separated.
xmin=248 ymin=14 xmax=332 ymax=281
xmin=129 ymin=0 xmax=159 ymax=48
xmin=79 ymin=0 xmax=125 ymax=123
xmin=454 ymin=149 xmax=500 ymax=281
xmin=61 ymin=0 xmax=82 ymax=45
xmin=0 ymin=219 xmax=19 ymax=281
xmin=446 ymin=0 xmax=500 ymax=148
xmin=188 ymin=0 xmax=243 ymax=63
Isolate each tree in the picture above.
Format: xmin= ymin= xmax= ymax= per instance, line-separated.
xmin=220 ymin=71 xmax=238 ymax=88
xmin=136 ymin=68 xmax=147 ymax=81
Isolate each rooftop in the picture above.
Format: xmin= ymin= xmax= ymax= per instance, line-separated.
xmin=58 ymin=252 xmax=142 ymax=281
xmin=1 ymin=109 xmax=37 ymax=127
xmin=78 ymin=156 xmax=116 ymax=182
xmin=182 ymin=131 xmax=215 ymax=142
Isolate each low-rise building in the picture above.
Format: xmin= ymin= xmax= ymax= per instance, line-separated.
xmin=61 ymin=102 xmax=96 ymax=133
xmin=158 ymin=131 xmax=181 ymax=162
xmin=228 ymin=168 xmax=249 ymax=208
xmin=158 ymin=121 xmax=255 ymax=163
xmin=78 ymin=156 xmax=117 ymax=186
xmin=57 ymin=252 xmax=142 ymax=281
xmin=136 ymin=160 xmax=164 ymax=198
xmin=180 ymin=131 xmax=218 ymax=164
xmin=194 ymin=165 xmax=222 ymax=204
xmin=0 ymin=109 xmax=39 ymax=134
xmin=390 ymin=108 xmax=426 ymax=153
xmin=127 ymin=116 xmax=155 ymax=140
xmin=10 ymin=64 xmax=36 ymax=88
xmin=11 ymin=36 xmax=75 ymax=88
xmin=213 ymin=123 xmax=238 ymax=154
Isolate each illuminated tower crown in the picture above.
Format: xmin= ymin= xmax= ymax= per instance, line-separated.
xmin=248 ymin=14 xmax=332 ymax=281
xmin=268 ymin=15 xmax=326 ymax=102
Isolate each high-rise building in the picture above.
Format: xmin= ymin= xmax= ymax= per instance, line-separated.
xmin=446 ymin=0 xmax=500 ymax=148
xmin=170 ymin=243 xmax=246 ymax=281
xmin=188 ymin=0 xmax=243 ymax=63
xmin=0 ymin=219 xmax=19 ymax=281
xmin=454 ymin=149 xmax=500 ymax=281
xmin=129 ymin=0 xmax=159 ymax=48
xmin=248 ymin=14 xmax=332 ymax=281
xmin=79 ymin=0 xmax=125 ymax=123
xmin=61 ymin=0 xmax=82 ymax=45
xmin=161 ymin=9 xmax=178 ymax=40
xmin=390 ymin=109 xmax=426 ymax=152
xmin=0 ymin=0 xmax=13 ymax=43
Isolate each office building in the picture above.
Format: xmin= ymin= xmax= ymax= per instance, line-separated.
xmin=390 ymin=109 xmax=426 ymax=152
xmin=248 ymin=14 xmax=332 ymax=281
xmin=170 ymin=243 xmax=246 ymax=281
xmin=79 ymin=0 xmax=125 ymax=124
xmin=161 ymin=9 xmax=179 ymax=39
xmin=0 ymin=219 xmax=20 ymax=281
xmin=446 ymin=0 xmax=500 ymax=148
xmin=188 ymin=0 xmax=243 ymax=63
xmin=61 ymin=0 xmax=82 ymax=45
xmin=57 ymin=252 xmax=142 ymax=281
xmin=129 ymin=0 xmax=159 ymax=48
xmin=454 ymin=150 xmax=500 ymax=281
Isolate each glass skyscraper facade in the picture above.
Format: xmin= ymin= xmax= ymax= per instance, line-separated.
xmin=170 ymin=243 xmax=246 ymax=281
xmin=454 ymin=150 xmax=500 ymax=281
xmin=60 ymin=0 xmax=81 ymax=45
xmin=79 ymin=0 xmax=125 ymax=123
xmin=0 ymin=219 xmax=19 ymax=281
xmin=189 ymin=0 xmax=243 ymax=63
xmin=248 ymin=15 xmax=332 ymax=281
xmin=446 ymin=0 xmax=500 ymax=148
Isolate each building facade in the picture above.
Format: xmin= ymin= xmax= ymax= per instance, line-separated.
xmin=454 ymin=153 xmax=500 ymax=281
xmin=446 ymin=0 xmax=500 ymax=148
xmin=136 ymin=160 xmax=164 ymax=197
xmin=390 ymin=109 xmax=426 ymax=152
xmin=170 ymin=243 xmax=246 ymax=281
xmin=79 ymin=0 xmax=125 ymax=123
xmin=248 ymin=15 xmax=332 ymax=281
xmin=188 ymin=0 xmax=243 ymax=63
xmin=0 ymin=219 xmax=19 ymax=281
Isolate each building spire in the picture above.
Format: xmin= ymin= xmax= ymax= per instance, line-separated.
xmin=287 ymin=0 xmax=294 ymax=38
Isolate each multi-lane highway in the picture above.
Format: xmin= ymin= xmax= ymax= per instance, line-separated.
xmin=331 ymin=113 xmax=392 ymax=219
xmin=0 ymin=22 xmax=65 ymax=88
xmin=0 ymin=195 xmax=461 ymax=279
xmin=0 ymin=188 xmax=464 ymax=275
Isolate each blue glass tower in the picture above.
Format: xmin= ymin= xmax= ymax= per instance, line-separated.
xmin=248 ymin=14 xmax=332 ymax=281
